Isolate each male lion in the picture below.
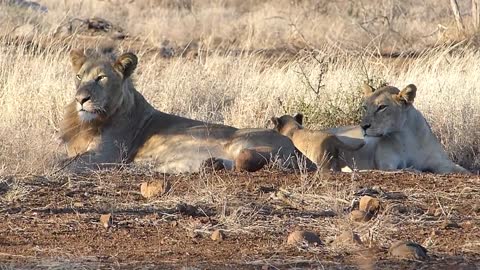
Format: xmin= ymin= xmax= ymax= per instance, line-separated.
xmin=59 ymin=49 xmax=314 ymax=173
xmin=271 ymin=113 xmax=364 ymax=171
xmin=329 ymin=83 xmax=469 ymax=174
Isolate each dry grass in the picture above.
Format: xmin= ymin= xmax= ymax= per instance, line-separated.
xmin=0 ymin=3 xmax=479 ymax=268
xmin=0 ymin=0 xmax=479 ymax=174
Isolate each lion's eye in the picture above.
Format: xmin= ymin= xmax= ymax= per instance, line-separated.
xmin=76 ymin=74 xmax=82 ymax=81
xmin=362 ymin=105 xmax=367 ymax=111
xmin=95 ymin=75 xmax=107 ymax=82
xmin=377 ymin=105 xmax=388 ymax=112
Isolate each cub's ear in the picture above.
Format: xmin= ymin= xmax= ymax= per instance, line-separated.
xmin=70 ymin=49 xmax=86 ymax=73
xmin=270 ymin=117 xmax=280 ymax=128
xmin=114 ymin=52 xmax=138 ymax=79
xmin=362 ymin=82 xmax=375 ymax=96
xmin=397 ymin=84 xmax=417 ymax=104
xmin=293 ymin=113 xmax=303 ymax=125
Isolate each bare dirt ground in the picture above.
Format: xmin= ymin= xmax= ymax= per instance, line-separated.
xmin=0 ymin=170 xmax=479 ymax=269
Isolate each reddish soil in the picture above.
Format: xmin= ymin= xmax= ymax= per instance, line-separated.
xmin=0 ymin=170 xmax=479 ymax=269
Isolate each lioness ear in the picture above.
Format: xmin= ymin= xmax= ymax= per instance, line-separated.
xmin=362 ymin=82 xmax=375 ymax=96
xmin=114 ymin=52 xmax=138 ymax=79
xmin=70 ymin=49 xmax=86 ymax=73
xmin=270 ymin=117 xmax=280 ymax=128
xmin=293 ymin=113 xmax=303 ymax=125
xmin=397 ymin=84 xmax=417 ymax=104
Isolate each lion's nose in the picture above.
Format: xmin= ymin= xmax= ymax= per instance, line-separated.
xmin=75 ymin=93 xmax=91 ymax=105
xmin=361 ymin=123 xmax=371 ymax=131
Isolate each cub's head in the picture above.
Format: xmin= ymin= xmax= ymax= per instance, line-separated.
xmin=271 ymin=113 xmax=304 ymax=136
xmin=69 ymin=49 xmax=138 ymax=123
xmin=360 ymin=83 xmax=417 ymax=137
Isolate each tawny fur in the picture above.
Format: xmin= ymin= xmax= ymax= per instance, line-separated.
xmin=271 ymin=114 xmax=364 ymax=171
xmin=327 ymin=83 xmax=470 ymax=174
xmin=59 ymin=49 xmax=316 ymax=173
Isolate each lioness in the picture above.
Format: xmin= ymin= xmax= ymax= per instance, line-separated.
xmin=271 ymin=113 xmax=364 ymax=171
xmin=329 ymin=83 xmax=469 ymax=174
xmin=60 ymin=49 xmax=313 ymax=173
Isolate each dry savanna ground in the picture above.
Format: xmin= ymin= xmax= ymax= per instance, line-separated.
xmin=0 ymin=0 xmax=479 ymax=269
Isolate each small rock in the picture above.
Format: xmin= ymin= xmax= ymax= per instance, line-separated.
xmin=462 ymin=221 xmax=474 ymax=229
xmin=140 ymin=181 xmax=170 ymax=199
xmin=211 ymin=229 xmax=225 ymax=241
xmin=73 ymin=202 xmax=84 ymax=208
xmin=350 ymin=210 xmax=372 ymax=222
xmin=100 ymin=214 xmax=112 ymax=228
xmin=287 ymin=230 xmax=322 ymax=246
xmin=334 ymin=230 xmax=362 ymax=246
xmin=359 ymin=196 xmax=381 ymax=213
xmin=389 ymin=241 xmax=428 ymax=260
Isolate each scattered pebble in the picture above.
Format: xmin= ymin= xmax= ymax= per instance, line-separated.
xmin=140 ymin=181 xmax=170 ymax=199
xmin=211 ymin=229 xmax=225 ymax=241
xmin=389 ymin=241 xmax=428 ymax=260
xmin=73 ymin=202 xmax=84 ymax=208
xmin=359 ymin=196 xmax=381 ymax=213
xmin=287 ymin=230 xmax=322 ymax=246
xmin=350 ymin=210 xmax=372 ymax=222
xmin=100 ymin=214 xmax=113 ymax=229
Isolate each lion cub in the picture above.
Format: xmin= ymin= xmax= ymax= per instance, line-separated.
xmin=271 ymin=114 xmax=364 ymax=171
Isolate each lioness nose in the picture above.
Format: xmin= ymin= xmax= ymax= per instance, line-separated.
xmin=76 ymin=94 xmax=91 ymax=105
xmin=361 ymin=124 xmax=371 ymax=130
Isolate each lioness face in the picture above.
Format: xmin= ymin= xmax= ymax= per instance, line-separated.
xmin=360 ymin=84 xmax=417 ymax=137
xmin=69 ymin=49 xmax=137 ymax=122
xmin=271 ymin=114 xmax=303 ymax=136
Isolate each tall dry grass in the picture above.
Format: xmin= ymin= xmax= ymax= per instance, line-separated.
xmin=3 ymin=0 xmax=476 ymax=52
xmin=0 ymin=0 xmax=479 ymax=174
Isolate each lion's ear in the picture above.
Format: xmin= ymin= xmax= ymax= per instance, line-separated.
xmin=293 ymin=113 xmax=303 ymax=125
xmin=270 ymin=117 xmax=280 ymax=128
xmin=114 ymin=53 xmax=138 ymax=79
xmin=398 ymin=84 xmax=417 ymax=104
xmin=362 ymin=82 xmax=375 ymax=96
xmin=70 ymin=49 xmax=86 ymax=73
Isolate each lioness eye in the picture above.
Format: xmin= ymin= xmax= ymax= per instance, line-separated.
xmin=76 ymin=74 xmax=82 ymax=81
xmin=95 ymin=75 xmax=107 ymax=82
xmin=377 ymin=105 xmax=388 ymax=112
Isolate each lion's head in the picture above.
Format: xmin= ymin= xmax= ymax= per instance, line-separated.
xmin=271 ymin=113 xmax=304 ymax=137
xmin=360 ymin=83 xmax=417 ymax=137
xmin=60 ymin=49 xmax=139 ymax=148
xmin=69 ymin=49 xmax=138 ymax=123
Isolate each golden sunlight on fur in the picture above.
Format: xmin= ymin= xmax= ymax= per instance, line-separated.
xmin=59 ymin=49 xmax=316 ymax=173
xmin=328 ymin=83 xmax=470 ymax=174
